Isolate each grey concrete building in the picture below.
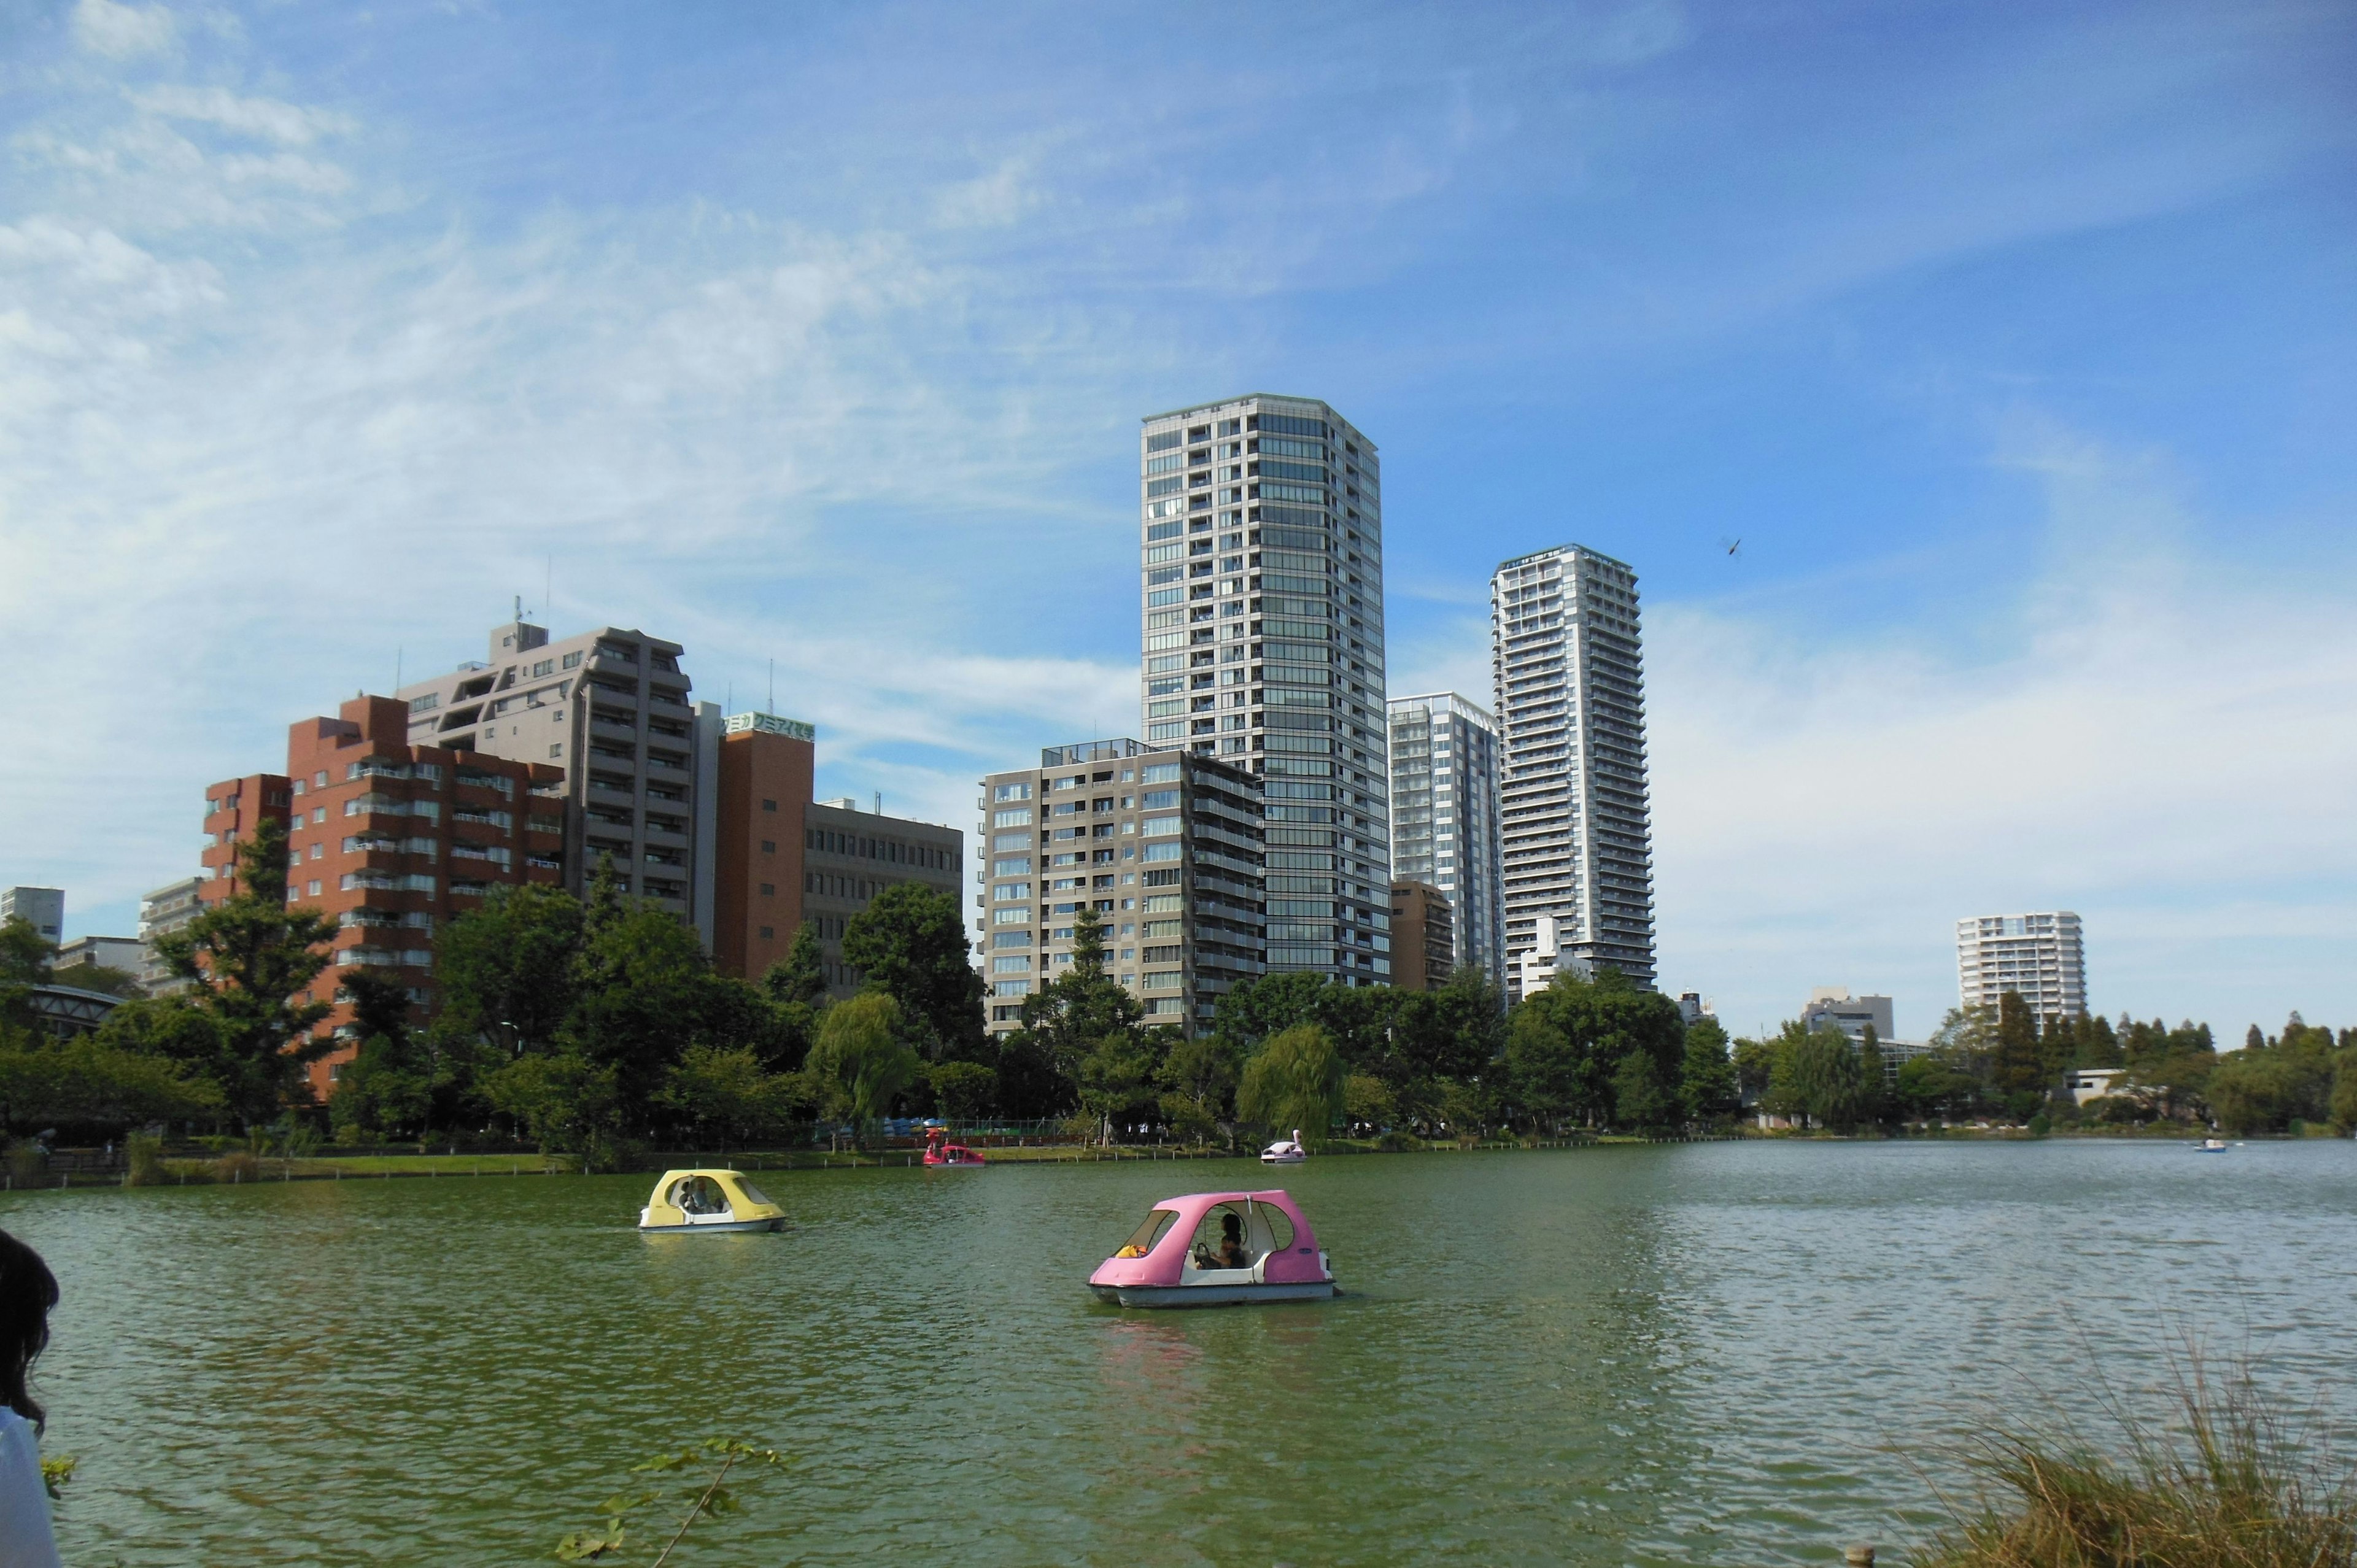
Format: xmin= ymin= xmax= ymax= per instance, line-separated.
xmin=54 ymin=935 xmax=143 ymax=983
xmin=977 ymin=740 xmax=1264 ymax=1035
xmin=396 ymin=618 xmax=721 ymax=944
xmin=1387 ymin=692 xmax=1503 ymax=987
xmin=1137 ymin=393 xmax=1390 ymax=986
xmin=137 ymin=875 xmax=207 ymax=994
xmin=1 ymin=887 xmax=63 ymax=944
xmin=800 ymin=795 xmax=966 ymax=999
xmin=1800 ymin=987 xmax=1895 ymax=1044
xmin=1491 ymin=545 xmax=1656 ymax=995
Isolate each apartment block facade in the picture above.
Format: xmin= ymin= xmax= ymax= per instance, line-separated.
xmin=137 ymin=876 xmax=207 ymax=994
xmin=1388 ymin=881 xmax=1455 ymax=992
xmin=200 ymin=774 xmax=294 ymax=903
xmin=1957 ymin=911 xmax=2087 ymax=1021
xmin=1137 ymin=394 xmax=1391 ymax=987
xmin=978 ymin=740 xmax=1264 ymax=1035
xmin=1800 ymin=988 xmax=1895 ymax=1044
xmin=1386 ymin=692 xmax=1503 ymax=986
xmin=203 ymin=697 xmax=567 ymax=1094
xmin=396 ymin=620 xmax=719 ymax=943
xmin=1491 ymin=545 xmax=1656 ymax=995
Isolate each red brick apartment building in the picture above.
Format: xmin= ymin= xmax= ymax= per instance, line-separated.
xmin=201 ymin=696 xmax=566 ymax=1097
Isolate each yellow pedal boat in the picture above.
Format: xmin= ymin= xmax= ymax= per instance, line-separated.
xmin=638 ymin=1168 xmax=786 ymax=1233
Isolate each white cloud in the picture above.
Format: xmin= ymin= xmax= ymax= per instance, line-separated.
xmin=130 ymin=86 xmax=357 ymax=146
xmin=72 ymin=0 xmax=176 ymax=58
xmin=1647 ymin=431 xmax=2357 ymax=1040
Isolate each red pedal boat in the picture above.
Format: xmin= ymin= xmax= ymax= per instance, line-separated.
xmin=922 ymin=1126 xmax=986 ymax=1168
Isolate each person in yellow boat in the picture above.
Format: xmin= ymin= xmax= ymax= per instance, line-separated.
xmin=677 ymin=1176 xmax=727 ymax=1216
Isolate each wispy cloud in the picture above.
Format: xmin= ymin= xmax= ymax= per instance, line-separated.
xmin=71 ymin=0 xmax=176 ymax=60
xmin=1649 ymin=427 xmax=2357 ymax=1038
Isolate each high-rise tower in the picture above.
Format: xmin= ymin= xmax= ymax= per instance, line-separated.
xmin=1490 ymin=544 xmax=1655 ymax=994
xmin=1386 ymin=692 xmax=1503 ymax=987
xmin=1137 ymin=394 xmax=1391 ymax=987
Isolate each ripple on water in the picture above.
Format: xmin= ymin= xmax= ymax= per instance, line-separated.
xmin=7 ymin=1139 xmax=2355 ymax=1565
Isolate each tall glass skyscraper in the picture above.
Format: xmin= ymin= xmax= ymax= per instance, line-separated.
xmin=1138 ymin=394 xmax=1391 ymax=987
xmin=1386 ymin=692 xmax=1504 ymax=988
xmin=1490 ymin=544 xmax=1655 ymax=994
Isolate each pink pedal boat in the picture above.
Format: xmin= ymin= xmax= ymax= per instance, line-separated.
xmin=1088 ymin=1189 xmax=1336 ymax=1308
xmin=922 ymin=1126 xmax=986 ymax=1168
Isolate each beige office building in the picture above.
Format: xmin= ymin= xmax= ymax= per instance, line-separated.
xmin=977 ymin=740 xmax=1264 ymax=1035
xmin=1137 ymin=393 xmax=1390 ymax=986
xmin=396 ymin=618 xmax=720 ymax=942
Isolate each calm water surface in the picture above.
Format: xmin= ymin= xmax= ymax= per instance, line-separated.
xmin=10 ymin=1140 xmax=2356 ymax=1566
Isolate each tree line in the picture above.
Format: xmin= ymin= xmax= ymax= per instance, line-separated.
xmin=1730 ymin=992 xmax=2357 ymax=1135
xmin=10 ymin=817 xmax=2347 ymax=1152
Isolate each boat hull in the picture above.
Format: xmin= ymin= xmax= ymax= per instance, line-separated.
xmin=638 ymin=1217 xmax=783 ymax=1233
xmin=924 ymin=1159 xmax=987 ymax=1169
xmin=1091 ymin=1280 xmax=1336 ymax=1308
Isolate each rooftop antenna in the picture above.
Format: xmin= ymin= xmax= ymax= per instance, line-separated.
xmin=873 ymin=790 xmax=882 ymax=814
xmin=395 ymin=646 xmax=402 ymax=690
xmin=767 ymin=658 xmax=775 ymax=716
xmin=544 ymin=555 xmax=552 ymax=619
xmin=514 ymin=593 xmax=522 ymax=622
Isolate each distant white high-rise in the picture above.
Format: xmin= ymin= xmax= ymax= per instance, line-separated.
xmin=1 ymin=887 xmax=63 ymax=944
xmin=1956 ymin=912 xmax=2086 ymax=1020
xmin=1137 ymin=393 xmax=1391 ymax=987
xmin=1387 ymin=692 xmax=1503 ymax=987
xmin=1490 ymin=544 xmax=1655 ymax=995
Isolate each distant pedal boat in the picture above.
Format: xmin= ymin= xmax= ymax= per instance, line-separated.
xmin=638 ymin=1169 xmax=786 ymax=1232
xmin=1260 ymin=1128 xmax=1307 ymax=1165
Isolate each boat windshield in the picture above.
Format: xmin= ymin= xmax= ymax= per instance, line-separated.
xmin=1115 ymin=1208 xmax=1181 ymax=1259
xmin=732 ymin=1178 xmax=774 ymax=1207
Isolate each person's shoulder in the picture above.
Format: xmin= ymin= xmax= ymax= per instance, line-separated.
xmin=0 ymin=1408 xmax=30 ymax=1443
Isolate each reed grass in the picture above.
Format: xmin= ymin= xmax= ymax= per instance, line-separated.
xmin=1922 ymin=1362 xmax=2357 ymax=1568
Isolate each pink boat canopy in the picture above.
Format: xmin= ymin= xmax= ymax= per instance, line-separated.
xmin=1088 ymin=1189 xmax=1327 ymax=1291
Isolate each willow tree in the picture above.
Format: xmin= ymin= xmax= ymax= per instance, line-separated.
xmin=1237 ymin=1023 xmax=1344 ymax=1142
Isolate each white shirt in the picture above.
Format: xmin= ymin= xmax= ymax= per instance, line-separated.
xmin=0 ymin=1408 xmax=61 ymax=1568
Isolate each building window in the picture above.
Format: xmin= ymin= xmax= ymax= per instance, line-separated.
xmin=562 ymin=651 xmax=582 ymax=669
xmin=759 ymin=925 xmax=774 ymax=940
xmin=760 ymin=883 xmax=775 ymax=897
xmin=762 ymin=799 xmax=778 ymax=813
xmin=550 ymin=745 xmax=562 ymax=759
xmin=761 ymin=840 xmax=775 ymax=854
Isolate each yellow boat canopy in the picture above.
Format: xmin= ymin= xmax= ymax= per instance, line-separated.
xmin=641 ymin=1168 xmax=785 ymax=1228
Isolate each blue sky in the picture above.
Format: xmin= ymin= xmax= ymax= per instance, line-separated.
xmin=3 ymin=0 xmax=2352 ymax=1039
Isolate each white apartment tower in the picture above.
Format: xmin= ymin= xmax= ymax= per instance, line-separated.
xmin=1491 ymin=545 xmax=1655 ymax=995
xmin=1956 ymin=912 xmax=2086 ymax=1020
xmin=1387 ymin=693 xmax=1503 ymax=987
xmin=1138 ymin=395 xmax=1391 ymax=987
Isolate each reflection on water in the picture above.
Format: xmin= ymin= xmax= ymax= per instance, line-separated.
xmin=7 ymin=1141 xmax=2355 ymax=1564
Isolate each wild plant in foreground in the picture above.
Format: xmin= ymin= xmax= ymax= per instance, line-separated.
xmin=1922 ymin=1363 xmax=2357 ymax=1568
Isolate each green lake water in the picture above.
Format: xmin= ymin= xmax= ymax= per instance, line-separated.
xmin=10 ymin=1139 xmax=2357 ymax=1566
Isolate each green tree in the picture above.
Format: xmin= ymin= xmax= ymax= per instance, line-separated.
xmin=1991 ymin=991 xmax=2048 ymax=1113
xmin=434 ymin=882 xmax=586 ymax=1057
xmin=2330 ymin=1048 xmax=2357 ymax=1135
xmin=1075 ymin=1029 xmax=1161 ymax=1143
xmin=928 ymin=1059 xmax=996 ymax=1119
xmin=1008 ymin=904 xmax=1141 ymax=1102
xmin=1770 ymin=1022 xmax=1869 ymax=1131
xmin=1504 ymin=968 xmax=1684 ymax=1132
xmin=1679 ymin=1016 xmax=1739 ymax=1123
xmin=1897 ymin=1051 xmax=1976 ymax=1121
xmin=0 ymin=916 xmax=54 ymax=1029
xmin=153 ymin=814 xmax=337 ymax=1127
xmin=0 ymin=1020 xmax=223 ymax=1132
xmin=762 ymin=923 xmax=830 ymax=1009
xmin=484 ymin=1051 xmax=624 ymax=1168
xmin=1344 ymin=1072 xmax=1396 ymax=1132
xmin=1210 ymin=971 xmax=1331 ymax=1051
xmin=1391 ymin=965 xmax=1507 ymax=1117
xmin=52 ymin=964 xmax=145 ymax=999
xmin=1857 ymin=1026 xmax=1893 ymax=1127
xmin=1236 ymin=1023 xmax=1345 ymax=1139
xmin=1158 ymin=1032 xmax=1240 ymax=1145
xmin=657 ymin=1045 xmax=803 ymax=1148
xmin=1732 ymin=1035 xmax=1775 ymax=1103
xmin=840 ymin=883 xmax=985 ymax=1060
xmin=803 ymin=991 xmax=919 ymax=1143
xmin=327 ymin=968 xmax=433 ymax=1141
xmin=568 ymin=895 xmax=730 ymax=1114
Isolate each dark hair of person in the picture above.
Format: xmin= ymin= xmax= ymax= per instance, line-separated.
xmin=0 ymin=1229 xmax=59 ymax=1433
